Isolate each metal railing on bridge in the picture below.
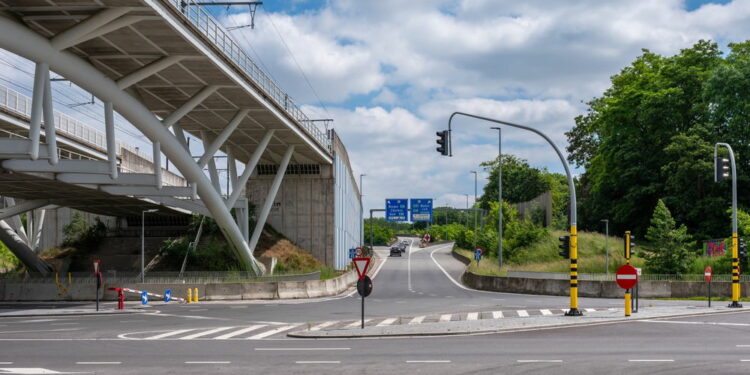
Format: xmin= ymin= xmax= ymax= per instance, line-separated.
xmin=164 ymin=0 xmax=331 ymax=153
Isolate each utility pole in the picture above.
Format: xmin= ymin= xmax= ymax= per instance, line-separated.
xmin=359 ymin=174 xmax=366 ymax=248
xmin=491 ymin=127 xmax=503 ymax=268
xmin=471 ymin=170 xmax=478 ymax=249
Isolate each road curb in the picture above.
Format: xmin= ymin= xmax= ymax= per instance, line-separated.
xmin=287 ymin=308 xmax=745 ymax=339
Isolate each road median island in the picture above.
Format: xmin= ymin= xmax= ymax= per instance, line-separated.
xmin=287 ymin=306 xmax=742 ymax=339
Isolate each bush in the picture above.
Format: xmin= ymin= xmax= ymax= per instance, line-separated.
xmin=62 ymin=213 xmax=106 ymax=251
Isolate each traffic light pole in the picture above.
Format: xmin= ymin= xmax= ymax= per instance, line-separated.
xmin=714 ymin=143 xmax=742 ymax=308
xmin=447 ymin=112 xmax=581 ymax=316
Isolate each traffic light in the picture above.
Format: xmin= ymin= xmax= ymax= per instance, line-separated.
xmin=558 ymin=235 xmax=570 ymax=259
xmin=436 ymin=130 xmax=450 ymax=156
xmin=624 ymin=231 xmax=635 ymax=261
xmin=715 ymin=156 xmax=730 ymax=182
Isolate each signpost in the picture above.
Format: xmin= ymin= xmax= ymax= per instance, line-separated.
xmin=353 ymin=257 xmax=372 ymax=329
xmin=410 ymin=199 xmax=433 ymax=222
xmin=164 ymin=289 xmax=172 ymax=303
xmin=141 ymin=290 xmax=148 ymax=305
xmin=616 ymin=264 xmax=638 ymax=316
xmin=705 ymin=266 xmax=713 ymax=307
xmin=93 ymin=260 xmax=101 ymax=311
xmin=385 ymin=199 xmax=408 ymax=222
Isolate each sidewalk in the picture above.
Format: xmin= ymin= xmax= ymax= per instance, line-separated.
xmin=289 ymin=305 xmax=742 ymax=338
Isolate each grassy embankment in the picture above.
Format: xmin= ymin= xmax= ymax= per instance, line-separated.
xmin=456 ymin=230 xmax=645 ymax=276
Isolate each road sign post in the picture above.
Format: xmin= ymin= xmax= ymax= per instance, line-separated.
xmin=616 ymin=264 xmax=638 ymax=317
xmin=93 ymin=260 xmax=101 ymax=311
xmin=353 ymin=257 xmax=372 ymax=329
xmin=705 ymin=266 xmax=713 ymax=307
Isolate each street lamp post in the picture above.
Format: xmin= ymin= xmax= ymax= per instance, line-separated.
xmin=490 ymin=127 xmax=503 ymax=268
xmin=714 ymin=143 xmax=742 ymax=308
xmin=601 ymin=219 xmax=609 ymax=275
xmin=141 ymin=208 xmax=158 ymax=283
xmin=447 ymin=112 xmax=581 ymax=316
xmin=471 ymin=170 xmax=478 ymax=249
xmin=359 ymin=174 xmax=366 ymax=249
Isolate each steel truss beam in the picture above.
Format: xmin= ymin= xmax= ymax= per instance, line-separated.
xmin=247 ymin=146 xmax=294 ymax=255
xmin=0 ymin=16 xmax=264 ymax=274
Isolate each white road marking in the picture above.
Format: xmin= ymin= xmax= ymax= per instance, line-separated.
xmin=517 ymin=360 xmax=563 ymax=363
xmin=255 ymin=348 xmax=350 ymax=351
xmin=376 ymin=318 xmax=397 ymax=327
xmin=428 ymin=245 xmax=505 ymax=295
xmin=0 ymin=328 xmax=80 ymax=334
xmin=246 ymin=325 xmax=299 ymax=340
xmin=0 ymin=368 xmax=72 ymax=374
xmin=466 ymin=312 xmax=479 ymax=321
xmin=76 ymin=362 xmax=121 ymax=365
xmin=213 ymin=325 xmax=266 ymax=340
xmin=144 ymin=329 xmax=196 ymax=340
xmin=295 ymin=361 xmax=340 ymax=364
xmin=407 ymin=238 xmax=415 ymax=292
xmin=346 ymin=319 xmax=370 ymax=328
xmin=180 ymin=326 xmax=237 ymax=340
xmin=737 ymin=345 xmax=750 ymax=347
xmin=406 ymin=360 xmax=451 ymax=363
xmin=119 ymin=320 xmax=144 ymax=323
xmin=50 ymin=323 xmax=79 ymax=326
xmin=439 ymin=314 xmax=452 ymax=322
xmin=628 ymin=359 xmax=674 ymax=362
xmin=492 ymin=311 xmax=504 ymax=319
xmin=229 ymin=306 xmax=248 ymax=309
xmin=189 ymin=309 xmax=208 ymax=312
xmin=409 ymin=316 xmax=425 ymax=324
xmin=517 ymin=310 xmax=529 ymax=317
xmin=645 ymin=320 xmax=750 ymax=327
xmin=740 ymin=359 xmax=750 ymax=362
xmin=540 ymin=309 xmax=553 ymax=316
xmin=309 ymin=321 xmax=337 ymax=331
xmin=585 ymin=308 xmax=596 ymax=312
xmin=0 ymin=363 xmax=12 ymax=365
xmin=184 ymin=361 xmax=230 ymax=364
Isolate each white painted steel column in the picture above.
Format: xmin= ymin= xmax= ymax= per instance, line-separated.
xmin=32 ymin=209 xmax=45 ymax=251
xmin=226 ymin=130 xmax=274 ymax=208
xmin=117 ymin=55 xmax=185 ymax=90
xmin=0 ymin=220 xmax=51 ymax=275
xmin=104 ymin=102 xmax=118 ymax=179
xmin=0 ymin=16 xmax=263 ymax=274
xmin=198 ymin=109 xmax=248 ymax=168
xmin=247 ymin=146 xmax=294 ymax=255
xmin=153 ymin=141 xmax=162 ymax=189
xmin=161 ymin=86 xmax=218 ymax=128
xmin=29 ymin=63 xmax=46 ymax=160
xmin=42 ymin=69 xmax=58 ymax=165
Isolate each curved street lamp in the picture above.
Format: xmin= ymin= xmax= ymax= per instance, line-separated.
xmin=446 ymin=111 xmax=582 ymax=316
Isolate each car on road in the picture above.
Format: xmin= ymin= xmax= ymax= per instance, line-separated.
xmin=390 ymin=245 xmax=402 ymax=257
xmin=397 ymin=243 xmax=407 ymax=252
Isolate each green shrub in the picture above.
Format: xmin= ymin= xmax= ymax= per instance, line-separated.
xmin=62 ymin=213 xmax=106 ymax=251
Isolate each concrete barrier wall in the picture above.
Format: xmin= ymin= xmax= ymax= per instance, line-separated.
xmin=463 ymin=271 xmax=750 ymax=298
xmin=0 ymin=256 xmax=381 ymax=301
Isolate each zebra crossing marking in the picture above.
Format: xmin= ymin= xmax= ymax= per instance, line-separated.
xmin=517 ymin=310 xmax=529 ymax=317
xmin=540 ymin=309 xmax=553 ymax=316
xmin=466 ymin=312 xmax=479 ymax=321
xmin=439 ymin=314 xmax=452 ymax=322
xmin=213 ymin=325 xmax=266 ymax=339
xmin=492 ymin=311 xmax=504 ymax=319
xmin=310 ymin=321 xmax=337 ymax=331
xmin=145 ymin=329 xmax=196 ymax=340
xmin=180 ymin=326 xmax=237 ymax=340
xmin=376 ymin=318 xmax=397 ymax=327
xmin=247 ymin=325 xmax=300 ymax=340
xmin=409 ymin=316 xmax=425 ymax=324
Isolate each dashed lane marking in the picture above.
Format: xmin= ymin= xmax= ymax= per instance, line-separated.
xmin=255 ymin=348 xmax=350 ymax=351
xmin=185 ymin=361 xmax=230 ymax=364
xmin=517 ymin=360 xmax=563 ymax=363
xmin=628 ymin=359 xmax=674 ymax=362
xmin=406 ymin=360 xmax=451 ymax=363
xmin=295 ymin=361 xmax=340 ymax=364
xmin=76 ymin=362 xmax=121 ymax=365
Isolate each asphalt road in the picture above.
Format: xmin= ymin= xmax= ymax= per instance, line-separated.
xmin=0 ymin=238 xmax=736 ymax=374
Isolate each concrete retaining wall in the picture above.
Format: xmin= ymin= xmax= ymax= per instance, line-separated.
xmin=462 ymin=271 xmax=749 ymax=298
xmin=0 ymin=257 xmax=377 ymax=302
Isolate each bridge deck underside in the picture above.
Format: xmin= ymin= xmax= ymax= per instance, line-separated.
xmin=0 ymin=171 xmax=181 ymax=217
xmin=2 ymin=0 xmax=331 ymax=166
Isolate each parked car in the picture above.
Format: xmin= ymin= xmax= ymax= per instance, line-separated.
xmin=390 ymin=245 xmax=402 ymax=257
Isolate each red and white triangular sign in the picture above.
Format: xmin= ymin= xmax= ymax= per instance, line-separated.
xmin=352 ymin=257 xmax=371 ymax=280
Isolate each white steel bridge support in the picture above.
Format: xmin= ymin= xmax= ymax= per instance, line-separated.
xmin=0 ymin=16 xmax=268 ymax=274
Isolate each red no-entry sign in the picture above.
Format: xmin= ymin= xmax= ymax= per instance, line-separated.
xmin=616 ymin=264 xmax=638 ymax=289
xmin=705 ymin=266 xmax=712 ymax=283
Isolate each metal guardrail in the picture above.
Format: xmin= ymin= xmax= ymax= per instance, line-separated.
xmin=0 ymin=270 xmax=322 ymax=284
xmin=507 ymin=270 xmax=750 ymax=282
xmin=162 ymin=0 xmax=331 ymax=153
xmin=0 ymin=84 xmax=152 ymax=161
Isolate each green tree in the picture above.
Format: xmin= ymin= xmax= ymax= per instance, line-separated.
xmin=480 ymin=155 xmax=551 ymax=208
xmin=641 ymin=200 xmax=694 ymax=274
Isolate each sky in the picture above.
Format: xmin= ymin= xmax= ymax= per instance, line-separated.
xmin=1 ymin=0 xmax=749 ymax=218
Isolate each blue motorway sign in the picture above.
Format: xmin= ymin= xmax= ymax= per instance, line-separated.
xmin=410 ymin=199 xmax=433 ymax=222
xmin=164 ymin=289 xmax=172 ymax=303
xmin=385 ymin=199 xmax=408 ymax=221
xmin=141 ymin=290 xmax=148 ymax=305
